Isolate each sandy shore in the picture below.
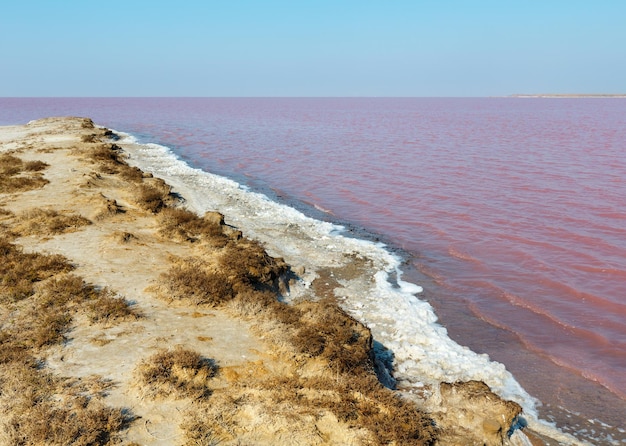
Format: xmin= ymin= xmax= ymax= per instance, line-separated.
xmin=0 ymin=117 xmax=546 ymax=445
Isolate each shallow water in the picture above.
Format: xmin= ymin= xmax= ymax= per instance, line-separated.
xmin=2 ymin=98 xmax=625 ymax=444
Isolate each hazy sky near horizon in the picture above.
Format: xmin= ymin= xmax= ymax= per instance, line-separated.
xmin=1 ymin=1 xmax=625 ymax=97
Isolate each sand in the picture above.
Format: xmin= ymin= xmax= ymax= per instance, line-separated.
xmin=0 ymin=117 xmax=542 ymax=445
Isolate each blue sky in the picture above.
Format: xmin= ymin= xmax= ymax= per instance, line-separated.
xmin=1 ymin=1 xmax=624 ymax=96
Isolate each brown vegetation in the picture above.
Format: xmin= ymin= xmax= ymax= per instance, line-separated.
xmin=87 ymin=293 xmax=137 ymax=323
xmin=0 ymin=237 xmax=135 ymax=444
xmin=157 ymin=229 xmax=287 ymax=307
xmin=160 ymin=259 xmax=235 ymax=306
xmin=11 ymin=207 xmax=91 ymax=236
xmin=0 ymin=237 xmax=72 ymax=302
xmin=85 ymin=144 xmax=128 ymax=174
xmin=133 ymin=180 xmax=172 ymax=212
xmin=0 ymin=360 xmax=128 ymax=446
xmin=219 ymin=239 xmax=288 ymax=292
xmin=135 ymin=347 xmax=218 ymax=399
xmin=0 ymin=153 xmax=49 ymax=193
xmin=158 ymin=207 xmax=227 ymax=244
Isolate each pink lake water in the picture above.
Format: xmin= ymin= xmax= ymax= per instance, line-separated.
xmin=2 ymin=98 xmax=625 ymax=443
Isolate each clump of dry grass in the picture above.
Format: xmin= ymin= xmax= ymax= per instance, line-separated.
xmin=228 ymin=293 xmax=374 ymax=375
xmin=23 ymin=159 xmax=49 ymax=172
xmin=0 ymin=361 xmax=128 ymax=446
xmin=0 ymin=153 xmax=25 ymax=176
xmin=158 ymin=207 xmax=227 ymax=244
xmin=135 ymin=184 xmax=167 ymax=212
xmin=37 ymin=274 xmax=138 ymax=323
xmin=0 ymin=153 xmax=49 ymax=193
xmin=80 ymin=118 xmax=96 ymax=129
xmin=0 ymin=174 xmax=49 ymax=194
xmin=81 ymin=133 xmax=98 ymax=143
xmin=334 ymin=377 xmax=437 ymax=445
xmin=0 ymin=237 xmax=73 ymax=302
xmin=133 ymin=179 xmax=172 ymax=213
xmin=158 ymin=238 xmax=288 ymax=307
xmin=84 ymin=143 xmax=148 ymax=185
xmin=87 ymin=293 xmax=138 ymax=323
xmin=136 ymin=347 xmax=218 ymax=399
xmin=1 ymin=239 xmax=135 ymax=348
xmin=11 ymin=207 xmax=91 ymax=236
xmin=88 ymin=143 xmax=125 ymax=167
xmin=39 ymin=274 xmax=100 ymax=306
xmin=2 ymin=273 xmax=136 ymax=351
xmin=118 ymin=164 xmax=145 ymax=182
xmin=291 ymin=299 xmax=373 ymax=375
xmin=160 ymin=260 xmax=234 ymax=306
xmin=16 ymin=306 xmax=73 ymax=349
xmin=219 ymin=239 xmax=288 ymax=293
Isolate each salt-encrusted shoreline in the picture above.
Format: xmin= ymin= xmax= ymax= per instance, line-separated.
xmin=0 ymin=117 xmax=558 ymax=445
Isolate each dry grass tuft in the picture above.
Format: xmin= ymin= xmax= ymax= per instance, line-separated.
xmin=16 ymin=307 xmax=73 ymax=349
xmin=292 ymin=300 xmax=373 ymax=375
xmin=0 ymin=153 xmax=49 ymax=193
xmin=39 ymin=274 xmax=100 ymax=306
xmin=219 ymin=239 xmax=288 ymax=293
xmin=0 ymin=362 xmax=128 ymax=446
xmin=81 ymin=133 xmax=98 ymax=143
xmin=80 ymin=118 xmax=96 ymax=129
xmin=118 ymin=165 xmax=145 ymax=182
xmin=180 ymin=411 xmax=226 ymax=446
xmin=1 ymin=275 xmax=134 ymax=352
xmin=38 ymin=274 xmax=138 ymax=323
xmin=0 ymin=238 xmax=73 ymax=302
xmin=85 ymin=143 xmax=144 ymax=184
xmin=36 ymin=274 xmax=136 ymax=321
xmin=87 ymin=293 xmax=138 ymax=323
xmin=0 ymin=153 xmax=24 ymax=176
xmin=23 ymin=159 xmax=49 ymax=172
xmin=90 ymin=142 xmax=150 ymax=182
xmin=136 ymin=347 xmax=218 ymax=399
xmin=158 ymin=207 xmax=227 ymax=244
xmin=88 ymin=144 xmax=126 ymax=167
xmin=132 ymin=179 xmax=172 ymax=213
xmin=158 ymin=239 xmax=287 ymax=307
xmin=11 ymin=207 xmax=91 ymax=236
xmin=1 ymin=242 xmax=135 ymax=349
xmin=0 ymin=175 xmax=49 ymax=194
xmin=160 ymin=260 xmax=234 ymax=306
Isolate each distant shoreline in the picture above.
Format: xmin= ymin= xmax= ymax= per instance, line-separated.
xmin=508 ymin=94 xmax=626 ymax=98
